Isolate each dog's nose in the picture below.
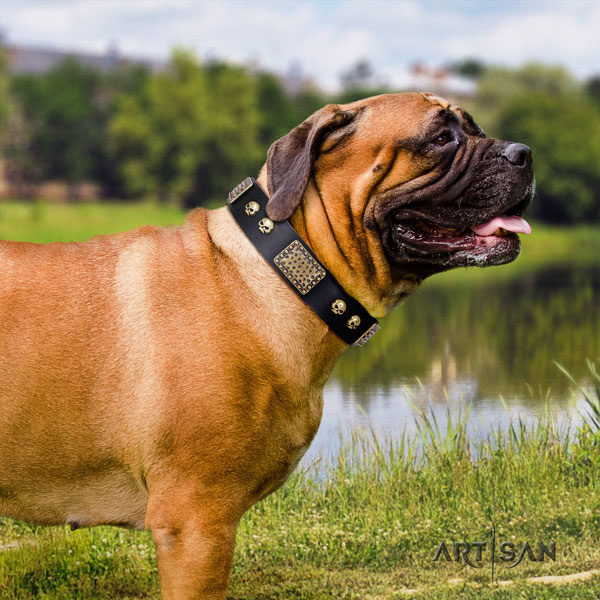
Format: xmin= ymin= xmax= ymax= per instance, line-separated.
xmin=501 ymin=143 xmax=531 ymax=167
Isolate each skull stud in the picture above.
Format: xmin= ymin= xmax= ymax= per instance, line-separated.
xmin=331 ymin=299 xmax=347 ymax=315
xmin=258 ymin=218 xmax=274 ymax=234
xmin=347 ymin=315 xmax=361 ymax=329
xmin=245 ymin=201 xmax=260 ymax=216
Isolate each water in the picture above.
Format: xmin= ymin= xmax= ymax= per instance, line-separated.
xmin=303 ymin=263 xmax=600 ymax=466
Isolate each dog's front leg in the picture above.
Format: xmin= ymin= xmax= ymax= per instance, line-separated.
xmin=146 ymin=488 xmax=240 ymax=600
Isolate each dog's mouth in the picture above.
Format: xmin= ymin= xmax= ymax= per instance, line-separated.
xmin=388 ymin=196 xmax=532 ymax=277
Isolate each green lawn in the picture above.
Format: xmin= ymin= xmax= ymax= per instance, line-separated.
xmin=0 ymin=199 xmax=187 ymax=244
xmin=2 ymin=408 xmax=600 ymax=599
xmin=1 ymin=200 xmax=600 ymax=598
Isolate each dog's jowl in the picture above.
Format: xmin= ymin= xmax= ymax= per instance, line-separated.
xmin=0 ymin=92 xmax=533 ymax=599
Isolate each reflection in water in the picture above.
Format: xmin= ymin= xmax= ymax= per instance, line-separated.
xmin=303 ymin=265 xmax=600 ymax=466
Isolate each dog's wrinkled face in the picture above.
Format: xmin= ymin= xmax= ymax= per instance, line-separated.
xmin=371 ymin=93 xmax=534 ymax=277
xmin=264 ymin=92 xmax=534 ymax=311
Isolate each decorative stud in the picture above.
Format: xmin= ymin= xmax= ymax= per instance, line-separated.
xmin=228 ymin=177 xmax=253 ymax=203
xmin=331 ymin=299 xmax=346 ymax=315
xmin=347 ymin=315 xmax=361 ymax=330
xmin=245 ymin=201 xmax=260 ymax=216
xmin=274 ymin=240 xmax=326 ymax=294
xmin=258 ymin=218 xmax=274 ymax=234
xmin=353 ymin=323 xmax=380 ymax=346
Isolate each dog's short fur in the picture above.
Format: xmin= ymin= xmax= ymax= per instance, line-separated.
xmin=0 ymin=93 xmax=533 ymax=599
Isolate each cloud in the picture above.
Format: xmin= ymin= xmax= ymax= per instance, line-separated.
xmin=444 ymin=1 xmax=600 ymax=76
xmin=1 ymin=0 xmax=598 ymax=90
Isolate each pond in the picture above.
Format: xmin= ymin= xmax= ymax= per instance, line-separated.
xmin=303 ymin=262 xmax=600 ymax=466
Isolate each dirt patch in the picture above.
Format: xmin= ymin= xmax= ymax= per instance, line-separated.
xmin=395 ymin=570 xmax=600 ymax=595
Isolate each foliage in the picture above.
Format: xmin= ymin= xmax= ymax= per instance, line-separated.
xmin=109 ymin=51 xmax=265 ymax=205
xmin=477 ymin=64 xmax=580 ymax=115
xmin=3 ymin=49 xmax=600 ymax=222
xmin=587 ymin=75 xmax=600 ymax=106
xmin=0 ymin=45 xmax=9 ymax=138
xmin=472 ymin=63 xmax=600 ymax=224
xmin=335 ymin=59 xmax=391 ymax=104
xmin=9 ymin=60 xmax=110 ymax=187
xmin=496 ymin=91 xmax=600 ymax=223
xmin=255 ymin=72 xmax=299 ymax=146
xmin=256 ymin=72 xmax=327 ymax=142
xmin=450 ymin=57 xmax=488 ymax=79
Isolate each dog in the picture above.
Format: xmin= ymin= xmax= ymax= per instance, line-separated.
xmin=0 ymin=92 xmax=533 ymax=599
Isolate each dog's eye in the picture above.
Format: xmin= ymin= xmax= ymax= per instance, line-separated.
xmin=433 ymin=132 xmax=453 ymax=146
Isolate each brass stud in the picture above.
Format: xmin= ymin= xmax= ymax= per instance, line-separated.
xmin=245 ymin=201 xmax=260 ymax=216
xmin=331 ymin=299 xmax=346 ymax=315
xmin=347 ymin=315 xmax=361 ymax=329
xmin=258 ymin=218 xmax=274 ymax=234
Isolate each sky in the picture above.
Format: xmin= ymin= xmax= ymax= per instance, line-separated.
xmin=1 ymin=0 xmax=599 ymax=91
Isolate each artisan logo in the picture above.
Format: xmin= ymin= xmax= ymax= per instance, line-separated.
xmin=433 ymin=540 xmax=556 ymax=568
xmin=433 ymin=528 xmax=556 ymax=582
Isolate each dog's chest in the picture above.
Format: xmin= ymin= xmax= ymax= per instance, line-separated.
xmin=251 ymin=443 xmax=310 ymax=502
xmin=249 ymin=387 xmax=323 ymax=501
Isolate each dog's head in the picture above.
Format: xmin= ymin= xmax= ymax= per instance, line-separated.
xmin=261 ymin=92 xmax=534 ymax=316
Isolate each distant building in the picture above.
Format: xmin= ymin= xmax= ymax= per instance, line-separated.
xmin=4 ymin=43 xmax=164 ymax=74
xmin=403 ymin=62 xmax=475 ymax=99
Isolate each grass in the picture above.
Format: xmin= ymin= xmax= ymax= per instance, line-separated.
xmin=2 ymin=394 xmax=600 ymax=599
xmin=1 ymin=201 xmax=600 ymax=598
xmin=0 ymin=199 xmax=187 ymax=244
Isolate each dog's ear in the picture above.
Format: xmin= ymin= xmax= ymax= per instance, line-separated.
xmin=266 ymin=105 xmax=357 ymax=221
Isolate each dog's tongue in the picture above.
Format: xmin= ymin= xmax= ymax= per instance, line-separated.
xmin=471 ymin=215 xmax=531 ymax=236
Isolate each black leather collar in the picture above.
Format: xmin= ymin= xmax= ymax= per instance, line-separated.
xmin=226 ymin=177 xmax=379 ymax=347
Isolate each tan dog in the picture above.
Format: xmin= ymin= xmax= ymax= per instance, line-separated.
xmin=0 ymin=93 xmax=533 ymax=599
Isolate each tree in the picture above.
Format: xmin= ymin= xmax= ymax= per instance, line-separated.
xmin=450 ymin=58 xmax=487 ymax=80
xmin=290 ymin=86 xmax=328 ymax=123
xmin=255 ymin=72 xmax=297 ymax=147
xmin=340 ymin=60 xmax=376 ymax=91
xmin=469 ymin=63 xmax=600 ymax=224
xmin=496 ymin=91 xmax=600 ymax=223
xmin=10 ymin=59 xmax=109 ymax=188
xmin=0 ymin=43 xmax=9 ymax=138
xmin=337 ymin=59 xmax=389 ymax=104
xmin=474 ymin=63 xmax=580 ymax=132
xmin=586 ymin=75 xmax=600 ymax=106
xmin=110 ymin=51 xmax=264 ymax=206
